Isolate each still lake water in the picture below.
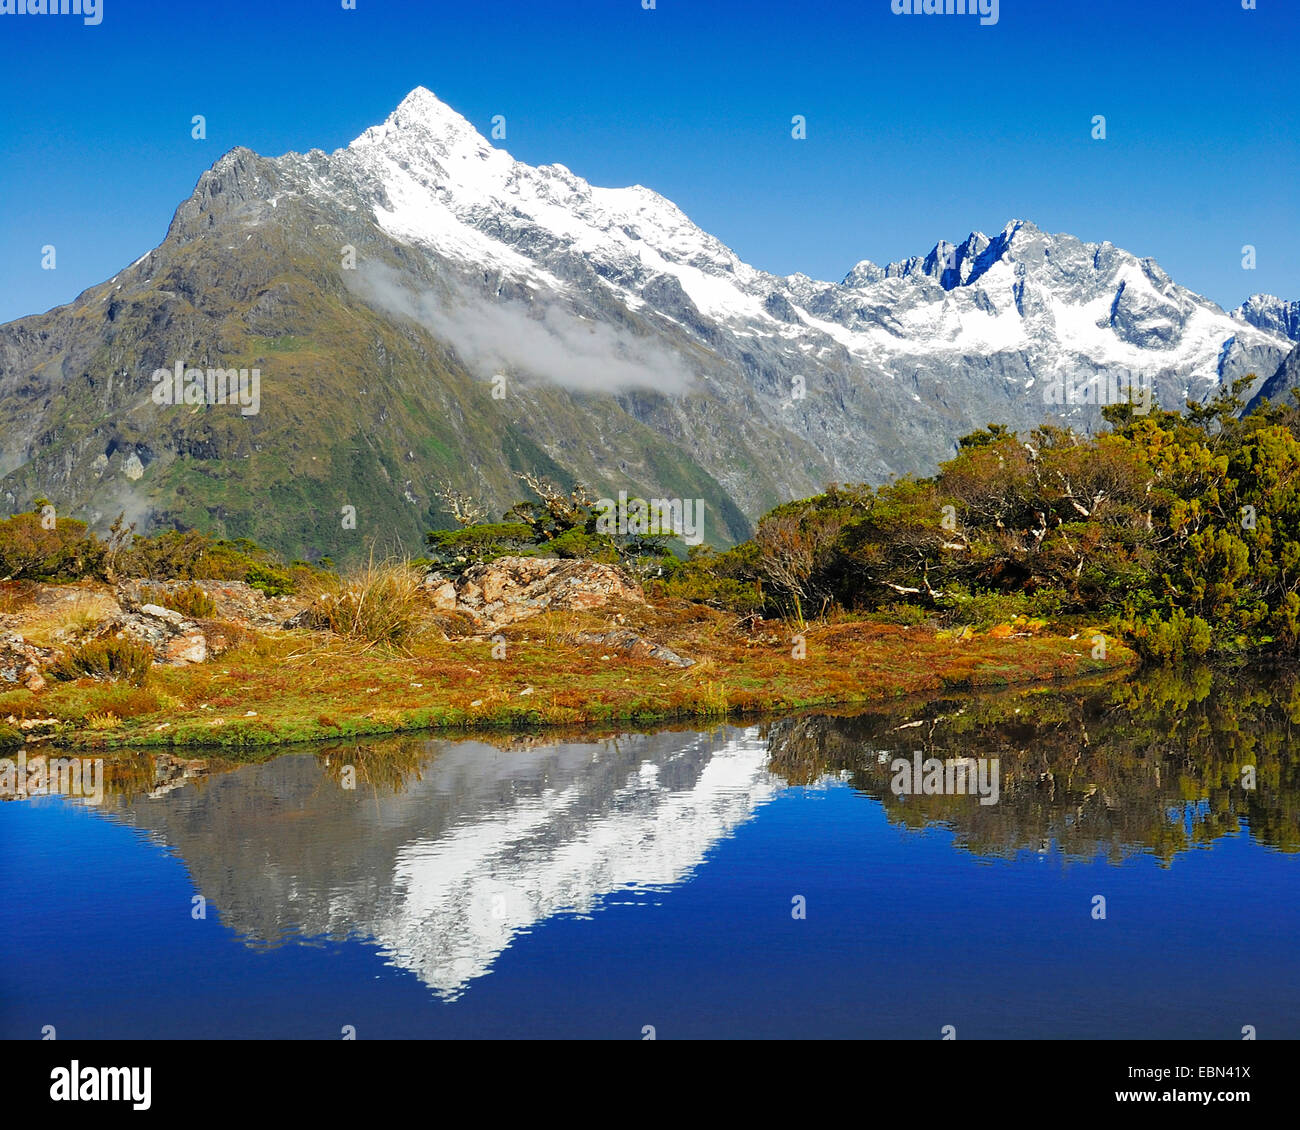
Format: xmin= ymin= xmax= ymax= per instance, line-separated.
xmin=3 ymin=666 xmax=1298 ymax=1039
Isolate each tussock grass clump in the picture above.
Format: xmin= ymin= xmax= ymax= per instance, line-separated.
xmin=85 ymin=711 xmax=122 ymax=731
xmin=49 ymin=636 xmax=154 ymax=686
xmin=0 ymin=581 xmax=38 ymax=616
xmin=17 ymin=592 xmax=119 ymax=646
xmin=140 ymin=582 xmax=216 ymax=620
xmin=297 ymin=560 xmax=426 ymax=650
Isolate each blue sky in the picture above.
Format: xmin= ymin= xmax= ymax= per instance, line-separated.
xmin=0 ymin=0 xmax=1295 ymax=323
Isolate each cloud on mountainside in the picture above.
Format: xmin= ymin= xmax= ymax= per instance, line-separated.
xmin=348 ymin=262 xmax=695 ymax=395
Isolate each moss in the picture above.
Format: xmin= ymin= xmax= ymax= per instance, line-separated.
xmin=36 ymin=604 xmax=1135 ymax=750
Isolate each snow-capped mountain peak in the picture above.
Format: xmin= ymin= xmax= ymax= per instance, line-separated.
xmin=1233 ymin=293 xmax=1300 ymax=343
xmin=5 ymin=86 xmax=1294 ymax=553
xmin=339 ymin=86 xmax=768 ymax=322
xmin=355 ymin=85 xmax=493 ymax=154
xmin=330 ymin=90 xmax=1290 ymax=396
xmin=325 ymin=91 xmax=1295 ymax=468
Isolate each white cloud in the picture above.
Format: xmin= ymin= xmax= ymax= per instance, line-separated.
xmin=348 ymin=262 xmax=695 ymax=395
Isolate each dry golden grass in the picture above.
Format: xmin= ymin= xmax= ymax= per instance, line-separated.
xmin=295 ymin=558 xmax=427 ymax=651
xmin=19 ymin=585 xmax=1132 ymax=750
xmin=48 ymin=636 xmax=155 ymax=686
xmin=84 ymin=711 xmax=123 ymax=731
xmin=16 ymin=591 xmax=120 ymax=647
xmin=0 ymin=581 xmax=39 ymax=616
xmin=139 ymin=582 xmax=217 ymax=619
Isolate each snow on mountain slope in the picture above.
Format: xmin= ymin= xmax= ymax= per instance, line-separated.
xmin=331 ymin=87 xmax=1290 ymax=405
xmin=341 ymin=87 xmax=774 ymax=324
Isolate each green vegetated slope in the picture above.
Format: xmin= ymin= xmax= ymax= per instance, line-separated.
xmin=0 ymin=163 xmax=756 ymax=564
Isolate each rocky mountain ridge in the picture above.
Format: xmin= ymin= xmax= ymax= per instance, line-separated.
xmin=0 ymin=86 xmax=1292 ymax=560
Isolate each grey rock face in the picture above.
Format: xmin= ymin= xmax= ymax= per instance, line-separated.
xmin=1247 ymin=342 xmax=1300 ymax=413
xmin=1234 ymin=295 xmax=1300 ymax=343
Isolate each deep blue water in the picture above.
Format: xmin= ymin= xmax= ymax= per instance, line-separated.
xmin=2 ymin=677 xmax=1298 ymax=1039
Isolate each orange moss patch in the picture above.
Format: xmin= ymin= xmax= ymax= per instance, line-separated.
xmin=30 ymin=599 xmax=1134 ymax=750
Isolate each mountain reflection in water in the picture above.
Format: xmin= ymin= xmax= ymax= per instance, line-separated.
xmin=51 ymin=664 xmax=1300 ymax=1021
xmin=99 ymin=728 xmax=778 ymax=999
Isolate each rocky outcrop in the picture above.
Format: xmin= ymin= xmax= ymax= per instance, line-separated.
xmin=0 ymin=581 xmax=273 ymax=680
xmin=114 ymin=579 xmax=304 ymax=630
xmin=1234 ymin=295 xmax=1300 ymax=343
xmin=112 ymin=604 xmax=208 ymax=666
xmin=568 ymin=628 xmax=694 ymax=668
xmin=425 ymin=556 xmax=644 ymax=629
xmin=0 ymin=632 xmax=53 ymax=690
xmin=111 ymin=581 xmax=304 ymax=664
xmin=1247 ymin=342 xmax=1300 ymax=414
